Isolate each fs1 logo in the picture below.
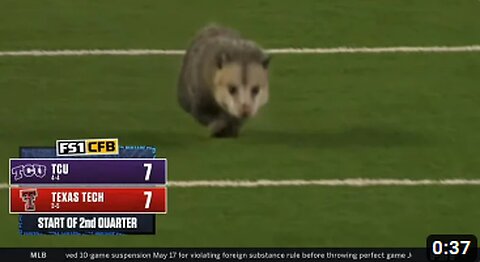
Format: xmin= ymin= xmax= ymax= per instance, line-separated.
xmin=56 ymin=138 xmax=119 ymax=156
xmin=20 ymin=189 xmax=38 ymax=212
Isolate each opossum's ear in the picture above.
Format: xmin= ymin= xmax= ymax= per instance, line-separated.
xmin=262 ymin=54 xmax=271 ymax=69
xmin=216 ymin=52 xmax=230 ymax=69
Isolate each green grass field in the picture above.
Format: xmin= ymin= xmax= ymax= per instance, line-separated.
xmin=1 ymin=0 xmax=480 ymax=247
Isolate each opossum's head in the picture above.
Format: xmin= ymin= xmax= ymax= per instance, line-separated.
xmin=212 ymin=52 xmax=270 ymax=119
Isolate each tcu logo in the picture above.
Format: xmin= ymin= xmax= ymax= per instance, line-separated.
xmin=20 ymin=189 xmax=38 ymax=212
xmin=11 ymin=164 xmax=47 ymax=181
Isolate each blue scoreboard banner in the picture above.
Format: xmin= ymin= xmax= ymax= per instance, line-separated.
xmin=18 ymin=146 xmax=157 ymax=235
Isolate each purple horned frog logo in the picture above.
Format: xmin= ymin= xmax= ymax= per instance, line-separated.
xmin=11 ymin=164 xmax=47 ymax=181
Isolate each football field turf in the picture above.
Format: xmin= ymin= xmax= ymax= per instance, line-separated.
xmin=1 ymin=0 xmax=480 ymax=247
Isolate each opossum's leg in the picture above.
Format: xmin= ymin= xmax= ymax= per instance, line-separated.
xmin=209 ymin=118 xmax=230 ymax=137
xmin=191 ymin=106 xmax=216 ymax=127
xmin=210 ymin=117 xmax=243 ymax=138
xmin=191 ymin=98 xmax=222 ymax=127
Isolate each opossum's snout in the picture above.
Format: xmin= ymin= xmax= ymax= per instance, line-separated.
xmin=240 ymin=104 xmax=252 ymax=119
xmin=213 ymin=62 xmax=269 ymax=120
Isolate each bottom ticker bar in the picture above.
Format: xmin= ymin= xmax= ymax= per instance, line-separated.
xmin=10 ymin=187 xmax=167 ymax=214
xmin=0 ymin=248 xmax=456 ymax=262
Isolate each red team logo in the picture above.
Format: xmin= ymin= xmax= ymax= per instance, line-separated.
xmin=19 ymin=188 xmax=38 ymax=212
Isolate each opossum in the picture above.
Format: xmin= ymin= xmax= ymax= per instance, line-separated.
xmin=177 ymin=24 xmax=271 ymax=138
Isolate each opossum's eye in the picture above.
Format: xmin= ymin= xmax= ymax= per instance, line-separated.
xmin=228 ymin=85 xmax=238 ymax=95
xmin=251 ymin=86 xmax=260 ymax=97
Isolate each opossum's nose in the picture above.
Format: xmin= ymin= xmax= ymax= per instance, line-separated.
xmin=240 ymin=104 xmax=251 ymax=118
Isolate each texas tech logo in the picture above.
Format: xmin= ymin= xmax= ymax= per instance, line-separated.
xmin=56 ymin=138 xmax=119 ymax=156
xmin=20 ymin=189 xmax=38 ymax=212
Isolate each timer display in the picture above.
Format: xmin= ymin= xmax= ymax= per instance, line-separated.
xmin=427 ymin=235 xmax=477 ymax=262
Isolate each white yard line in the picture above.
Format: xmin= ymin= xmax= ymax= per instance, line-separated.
xmin=1 ymin=45 xmax=480 ymax=57
xmin=2 ymin=179 xmax=480 ymax=189
xmin=167 ymin=179 xmax=480 ymax=187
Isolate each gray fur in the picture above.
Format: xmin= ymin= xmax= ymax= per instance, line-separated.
xmin=177 ymin=24 xmax=269 ymax=138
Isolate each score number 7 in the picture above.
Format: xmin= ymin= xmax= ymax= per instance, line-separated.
xmin=143 ymin=163 xmax=152 ymax=181
xmin=143 ymin=163 xmax=154 ymax=209
xmin=144 ymin=191 xmax=152 ymax=209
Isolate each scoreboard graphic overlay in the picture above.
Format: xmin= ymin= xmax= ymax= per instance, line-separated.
xmin=9 ymin=141 xmax=167 ymax=235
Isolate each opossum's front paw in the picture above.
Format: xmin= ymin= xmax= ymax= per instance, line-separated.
xmin=212 ymin=127 xmax=239 ymax=138
xmin=209 ymin=121 xmax=239 ymax=138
